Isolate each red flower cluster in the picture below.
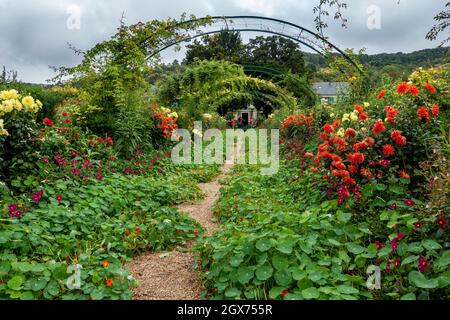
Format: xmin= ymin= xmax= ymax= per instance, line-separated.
xmin=377 ymin=90 xmax=386 ymax=100
xmin=396 ymin=82 xmax=420 ymax=96
xmin=424 ymin=83 xmax=436 ymax=94
xmin=43 ymin=118 xmax=54 ymax=127
xmin=372 ymin=121 xmax=386 ymax=135
xmin=153 ymin=112 xmax=178 ymax=138
xmin=282 ymin=114 xmax=313 ymax=129
xmin=391 ymin=130 xmax=407 ymax=146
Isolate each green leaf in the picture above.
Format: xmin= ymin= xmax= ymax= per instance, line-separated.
xmin=422 ymin=240 xmax=442 ymax=251
xmin=268 ymin=287 xmax=284 ymax=299
xmin=276 ymin=242 xmax=293 ymax=254
xmin=255 ymin=264 xmax=273 ymax=281
xmin=27 ymin=277 xmax=49 ymax=292
xmin=301 ymin=287 xmax=320 ymax=300
xmin=90 ymin=288 xmax=105 ymax=300
xmin=274 ymin=269 xmax=292 ymax=286
xmin=45 ymin=281 xmax=60 ymax=297
xmin=272 ymin=255 xmax=289 ymax=271
xmin=225 ymin=288 xmax=241 ymax=298
xmin=336 ymin=211 xmax=352 ymax=223
xmin=346 ymin=243 xmax=365 ymax=255
xmin=255 ymin=238 xmax=271 ymax=252
xmin=435 ymin=251 xmax=450 ymax=268
xmin=401 ymin=255 xmax=420 ymax=266
xmin=237 ymin=266 xmax=254 ymax=284
xmin=337 ymin=285 xmax=359 ymax=295
xmin=229 ymin=255 xmax=244 ymax=267
xmin=408 ymin=271 xmax=439 ymax=289
xmin=7 ymin=276 xmax=24 ymax=291
xmin=400 ymin=293 xmax=416 ymax=300
xmin=327 ymin=238 xmax=341 ymax=246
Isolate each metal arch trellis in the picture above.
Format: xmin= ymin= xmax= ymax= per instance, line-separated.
xmin=142 ymin=15 xmax=364 ymax=77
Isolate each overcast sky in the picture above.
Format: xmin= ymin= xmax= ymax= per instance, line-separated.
xmin=0 ymin=0 xmax=447 ymax=83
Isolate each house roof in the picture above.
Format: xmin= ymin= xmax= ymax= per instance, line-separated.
xmin=312 ymin=82 xmax=350 ymax=96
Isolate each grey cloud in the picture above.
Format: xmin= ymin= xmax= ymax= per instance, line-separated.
xmin=0 ymin=0 xmax=447 ymax=83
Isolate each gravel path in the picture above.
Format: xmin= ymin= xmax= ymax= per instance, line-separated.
xmin=126 ymin=144 xmax=238 ymax=300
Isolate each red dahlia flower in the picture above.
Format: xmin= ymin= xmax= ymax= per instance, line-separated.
xmin=62 ymin=111 xmax=68 ymax=117
xmin=383 ymin=144 xmax=395 ymax=156
xmin=372 ymin=121 xmax=386 ymax=135
xmin=377 ymin=90 xmax=386 ymax=100
xmin=98 ymin=136 xmax=105 ymax=143
xmin=431 ymin=104 xmax=440 ymax=117
xmin=407 ymin=85 xmax=420 ymax=96
xmin=396 ymin=82 xmax=409 ymax=94
xmin=425 ymin=83 xmax=436 ymax=94
xmin=43 ymin=118 xmax=54 ymax=127
xmin=345 ymin=128 xmax=356 ymax=137
xmin=348 ymin=152 xmax=365 ymax=164
xmin=323 ymin=124 xmax=334 ymax=133
xmin=417 ymin=107 xmax=430 ymax=122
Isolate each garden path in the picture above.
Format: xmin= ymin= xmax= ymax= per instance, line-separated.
xmin=126 ymin=143 xmax=240 ymax=300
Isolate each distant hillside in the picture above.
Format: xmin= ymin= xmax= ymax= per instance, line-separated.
xmin=304 ymin=46 xmax=449 ymax=80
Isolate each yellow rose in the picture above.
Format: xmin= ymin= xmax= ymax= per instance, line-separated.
xmin=337 ymin=128 xmax=345 ymax=137
xmin=22 ymin=96 xmax=35 ymax=108
xmin=169 ymin=112 xmax=178 ymax=119
xmin=13 ymin=99 xmax=23 ymax=111
xmin=2 ymin=100 xmax=14 ymax=113
xmin=0 ymin=129 xmax=9 ymax=136
xmin=27 ymin=104 xmax=39 ymax=113
xmin=0 ymin=89 xmax=19 ymax=100
xmin=350 ymin=112 xmax=359 ymax=122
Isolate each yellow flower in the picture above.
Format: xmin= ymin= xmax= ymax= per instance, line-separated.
xmin=342 ymin=114 xmax=350 ymax=122
xmin=27 ymin=104 xmax=39 ymax=113
xmin=364 ymin=102 xmax=370 ymax=108
xmin=36 ymin=99 xmax=43 ymax=109
xmin=350 ymin=112 xmax=359 ymax=122
xmin=13 ymin=99 xmax=23 ymax=111
xmin=22 ymin=96 xmax=35 ymax=108
xmin=1 ymin=100 xmax=14 ymax=113
xmin=0 ymin=129 xmax=9 ymax=136
xmin=0 ymin=119 xmax=4 ymax=128
xmin=169 ymin=112 xmax=178 ymax=119
xmin=160 ymin=107 xmax=171 ymax=114
xmin=337 ymin=128 xmax=345 ymax=137
xmin=0 ymin=89 xmax=19 ymax=100
xmin=330 ymin=113 xmax=335 ymax=118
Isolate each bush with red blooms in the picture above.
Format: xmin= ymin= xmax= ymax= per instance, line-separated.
xmin=150 ymin=103 xmax=178 ymax=139
xmin=308 ymin=80 xmax=444 ymax=205
xmin=280 ymin=113 xmax=316 ymax=170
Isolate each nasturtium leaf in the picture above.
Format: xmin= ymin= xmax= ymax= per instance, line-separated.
xmin=301 ymin=287 xmax=320 ymax=300
xmin=229 ymin=255 xmax=244 ymax=267
xmin=237 ymin=266 xmax=254 ymax=284
xmin=337 ymin=285 xmax=359 ymax=295
xmin=268 ymin=287 xmax=284 ymax=299
xmin=7 ymin=276 xmax=24 ymax=291
xmin=256 ymin=238 xmax=271 ymax=252
xmin=400 ymin=293 xmax=416 ymax=300
xmin=272 ymin=255 xmax=289 ymax=271
xmin=276 ymin=242 xmax=293 ymax=254
xmin=255 ymin=264 xmax=273 ymax=281
xmin=225 ymin=288 xmax=241 ymax=298
xmin=274 ymin=268 xmax=292 ymax=286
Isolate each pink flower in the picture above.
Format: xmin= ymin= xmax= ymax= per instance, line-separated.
xmin=56 ymin=195 xmax=63 ymax=202
xmin=33 ymin=190 xmax=44 ymax=204
xmin=404 ymin=199 xmax=415 ymax=207
xmin=374 ymin=240 xmax=382 ymax=251
xmin=418 ymin=257 xmax=430 ymax=272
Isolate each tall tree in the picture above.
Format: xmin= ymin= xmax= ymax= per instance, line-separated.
xmin=184 ymin=30 xmax=245 ymax=64
xmin=243 ymin=36 xmax=307 ymax=76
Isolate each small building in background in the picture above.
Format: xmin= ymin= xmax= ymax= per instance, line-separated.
xmin=312 ymin=82 xmax=350 ymax=105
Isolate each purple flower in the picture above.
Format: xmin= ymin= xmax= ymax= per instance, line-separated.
xmin=8 ymin=204 xmax=18 ymax=214
xmin=418 ymin=257 xmax=430 ymax=272
xmin=55 ymin=154 xmax=68 ymax=166
xmin=41 ymin=157 xmax=50 ymax=164
xmin=396 ymin=233 xmax=405 ymax=240
xmin=391 ymin=239 xmax=398 ymax=252
xmin=33 ymin=190 xmax=44 ymax=204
